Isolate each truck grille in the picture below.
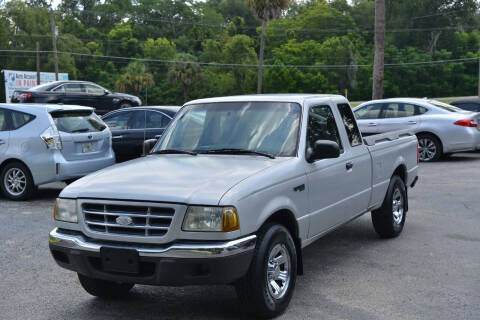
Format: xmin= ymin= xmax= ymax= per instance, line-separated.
xmin=82 ymin=203 xmax=175 ymax=237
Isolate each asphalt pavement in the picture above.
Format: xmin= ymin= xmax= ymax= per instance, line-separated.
xmin=0 ymin=153 xmax=479 ymax=319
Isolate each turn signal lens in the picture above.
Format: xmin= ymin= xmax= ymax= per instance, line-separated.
xmin=454 ymin=119 xmax=477 ymax=127
xmin=222 ymin=207 xmax=240 ymax=232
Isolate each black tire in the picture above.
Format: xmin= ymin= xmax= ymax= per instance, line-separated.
xmin=417 ymin=133 xmax=442 ymax=162
xmin=235 ymin=224 xmax=297 ymax=319
xmin=371 ymin=175 xmax=407 ymax=238
xmin=119 ymin=101 xmax=133 ymax=109
xmin=78 ymin=273 xmax=134 ymax=299
xmin=0 ymin=162 xmax=35 ymax=201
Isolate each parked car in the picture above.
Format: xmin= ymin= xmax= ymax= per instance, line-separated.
xmin=10 ymin=81 xmax=142 ymax=115
xmin=354 ymin=98 xmax=480 ymax=161
xmin=49 ymin=94 xmax=419 ymax=318
xmin=0 ymin=103 xmax=115 ymax=200
xmin=450 ymin=97 xmax=480 ymax=112
xmin=102 ymin=106 xmax=180 ymax=162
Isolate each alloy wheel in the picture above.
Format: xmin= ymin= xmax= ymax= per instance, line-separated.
xmin=4 ymin=167 xmax=27 ymax=197
xmin=266 ymin=243 xmax=291 ymax=300
xmin=392 ymin=188 xmax=404 ymax=225
xmin=418 ymin=138 xmax=437 ymax=161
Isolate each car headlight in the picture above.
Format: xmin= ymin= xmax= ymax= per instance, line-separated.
xmin=53 ymin=198 xmax=78 ymax=223
xmin=182 ymin=206 xmax=239 ymax=232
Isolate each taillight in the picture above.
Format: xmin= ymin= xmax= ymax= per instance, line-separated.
xmin=19 ymin=92 xmax=33 ymax=101
xmin=454 ymin=119 xmax=477 ymax=127
xmin=40 ymin=126 xmax=62 ymax=150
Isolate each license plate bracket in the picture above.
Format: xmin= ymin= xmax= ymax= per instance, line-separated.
xmin=100 ymin=247 xmax=139 ymax=274
xmin=82 ymin=142 xmax=94 ymax=153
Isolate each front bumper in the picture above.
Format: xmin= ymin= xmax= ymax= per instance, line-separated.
xmin=49 ymin=228 xmax=256 ymax=286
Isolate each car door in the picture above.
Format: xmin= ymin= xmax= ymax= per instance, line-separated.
xmin=305 ymin=104 xmax=355 ymax=237
xmin=145 ymin=110 xmax=172 ymax=141
xmin=84 ymin=83 xmax=113 ymax=115
xmin=0 ymin=109 xmax=10 ymax=159
xmin=353 ymin=103 xmax=383 ymax=136
xmin=376 ymin=103 xmax=420 ymax=133
xmin=103 ymin=110 xmax=135 ymax=160
xmin=122 ymin=110 xmax=146 ymax=159
xmin=61 ymin=83 xmax=90 ymax=107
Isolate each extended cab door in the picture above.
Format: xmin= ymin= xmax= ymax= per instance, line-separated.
xmin=305 ymin=104 xmax=355 ymax=237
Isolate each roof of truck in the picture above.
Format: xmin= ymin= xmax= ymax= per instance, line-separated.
xmin=185 ymin=94 xmax=348 ymax=106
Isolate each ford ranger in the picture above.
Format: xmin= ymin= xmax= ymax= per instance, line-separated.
xmin=49 ymin=94 xmax=419 ymax=318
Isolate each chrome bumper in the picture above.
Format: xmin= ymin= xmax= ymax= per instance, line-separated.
xmin=49 ymin=228 xmax=257 ymax=259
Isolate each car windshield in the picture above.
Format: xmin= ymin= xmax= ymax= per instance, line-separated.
xmin=429 ymin=100 xmax=465 ymax=112
xmin=51 ymin=111 xmax=107 ymax=133
xmin=29 ymin=82 xmax=59 ymax=91
xmin=154 ymin=102 xmax=302 ymax=157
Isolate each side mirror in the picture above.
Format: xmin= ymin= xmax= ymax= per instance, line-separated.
xmin=306 ymin=140 xmax=341 ymax=163
xmin=104 ymin=89 xmax=110 ymax=95
xmin=142 ymin=139 xmax=158 ymax=156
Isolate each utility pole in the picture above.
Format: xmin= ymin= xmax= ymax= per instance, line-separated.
xmin=36 ymin=42 xmax=41 ymax=85
xmin=478 ymin=56 xmax=480 ymax=97
xmin=50 ymin=10 xmax=59 ymax=81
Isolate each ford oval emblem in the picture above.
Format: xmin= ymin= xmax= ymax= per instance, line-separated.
xmin=116 ymin=216 xmax=133 ymax=226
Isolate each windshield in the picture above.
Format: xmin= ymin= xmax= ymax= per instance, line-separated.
xmin=29 ymin=82 xmax=59 ymax=91
xmin=51 ymin=111 xmax=107 ymax=133
xmin=429 ymin=100 xmax=465 ymax=112
xmin=154 ymin=102 xmax=302 ymax=157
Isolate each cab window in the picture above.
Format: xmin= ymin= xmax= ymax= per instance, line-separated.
xmin=306 ymin=105 xmax=343 ymax=155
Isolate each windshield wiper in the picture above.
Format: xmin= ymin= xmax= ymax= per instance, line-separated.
xmin=199 ymin=148 xmax=275 ymax=159
xmin=151 ymin=149 xmax=197 ymax=156
xmin=71 ymin=128 xmax=90 ymax=133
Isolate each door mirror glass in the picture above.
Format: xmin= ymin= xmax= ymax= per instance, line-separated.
xmin=307 ymin=140 xmax=340 ymax=163
xmin=143 ymin=139 xmax=158 ymax=156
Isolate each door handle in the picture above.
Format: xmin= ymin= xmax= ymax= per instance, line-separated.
xmin=112 ymin=135 xmax=123 ymax=140
xmin=368 ymin=122 xmax=377 ymax=127
xmin=408 ymin=121 xmax=417 ymax=125
xmin=346 ymin=162 xmax=354 ymax=170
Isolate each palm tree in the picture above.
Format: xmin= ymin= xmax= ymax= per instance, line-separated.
xmin=168 ymin=53 xmax=201 ymax=103
xmin=245 ymin=0 xmax=291 ymax=94
xmin=372 ymin=0 xmax=386 ymax=99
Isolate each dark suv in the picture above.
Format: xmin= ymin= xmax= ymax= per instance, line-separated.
xmin=10 ymin=81 xmax=142 ymax=115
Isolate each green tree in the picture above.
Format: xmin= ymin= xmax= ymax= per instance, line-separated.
xmin=115 ymin=61 xmax=155 ymax=98
xmin=245 ymin=0 xmax=291 ymax=93
xmin=168 ymin=53 xmax=202 ymax=102
xmin=142 ymin=37 xmax=177 ymax=60
xmin=222 ymin=35 xmax=258 ymax=91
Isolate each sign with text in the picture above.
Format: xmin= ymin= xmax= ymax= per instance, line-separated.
xmin=2 ymin=70 xmax=69 ymax=103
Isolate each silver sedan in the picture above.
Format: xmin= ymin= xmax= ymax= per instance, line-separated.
xmin=353 ymin=98 xmax=480 ymax=161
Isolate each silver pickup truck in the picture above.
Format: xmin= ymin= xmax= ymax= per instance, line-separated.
xmin=49 ymin=94 xmax=419 ymax=318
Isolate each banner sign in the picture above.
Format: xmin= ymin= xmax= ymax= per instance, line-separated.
xmin=2 ymin=70 xmax=69 ymax=103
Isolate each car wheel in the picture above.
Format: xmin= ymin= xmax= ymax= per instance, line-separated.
xmin=119 ymin=101 xmax=132 ymax=109
xmin=78 ymin=273 xmax=134 ymax=299
xmin=0 ymin=162 xmax=35 ymax=201
xmin=371 ymin=175 xmax=407 ymax=238
xmin=235 ymin=224 xmax=297 ymax=318
xmin=417 ymin=133 xmax=442 ymax=162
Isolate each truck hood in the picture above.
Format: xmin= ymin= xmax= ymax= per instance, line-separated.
xmin=61 ymin=155 xmax=287 ymax=204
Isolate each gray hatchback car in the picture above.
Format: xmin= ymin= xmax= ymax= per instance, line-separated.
xmin=0 ymin=104 xmax=115 ymax=200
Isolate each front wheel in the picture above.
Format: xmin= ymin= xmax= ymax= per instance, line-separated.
xmin=417 ymin=133 xmax=442 ymax=162
xmin=371 ymin=175 xmax=407 ymax=238
xmin=235 ymin=224 xmax=297 ymax=318
xmin=78 ymin=274 xmax=134 ymax=299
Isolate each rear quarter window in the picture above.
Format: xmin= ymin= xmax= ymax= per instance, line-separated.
xmin=10 ymin=110 xmax=35 ymax=130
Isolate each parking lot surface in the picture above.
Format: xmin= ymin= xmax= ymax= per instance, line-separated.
xmin=1 ymin=153 xmax=479 ymax=320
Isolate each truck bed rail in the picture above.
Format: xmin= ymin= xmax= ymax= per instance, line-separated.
xmin=363 ymin=130 xmax=416 ymax=146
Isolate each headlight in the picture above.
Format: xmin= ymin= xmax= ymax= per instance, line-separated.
xmin=53 ymin=198 xmax=78 ymax=223
xmin=182 ymin=206 xmax=239 ymax=232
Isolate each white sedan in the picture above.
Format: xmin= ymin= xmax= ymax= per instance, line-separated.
xmin=354 ymin=98 xmax=480 ymax=161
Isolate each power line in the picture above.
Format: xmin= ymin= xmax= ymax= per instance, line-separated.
xmin=0 ymin=49 xmax=478 ymax=70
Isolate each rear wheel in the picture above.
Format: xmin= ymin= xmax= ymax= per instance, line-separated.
xmin=0 ymin=162 xmax=35 ymax=201
xmin=371 ymin=175 xmax=407 ymax=238
xmin=235 ymin=224 xmax=297 ymax=318
xmin=417 ymin=133 xmax=442 ymax=162
xmin=78 ymin=273 xmax=134 ymax=299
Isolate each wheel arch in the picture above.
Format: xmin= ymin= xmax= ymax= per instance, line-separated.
xmin=392 ymin=165 xmax=408 ymax=212
xmin=261 ymin=209 xmax=303 ymax=275
xmin=0 ymin=158 xmax=34 ymax=182
xmin=416 ymin=131 xmax=444 ymax=152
